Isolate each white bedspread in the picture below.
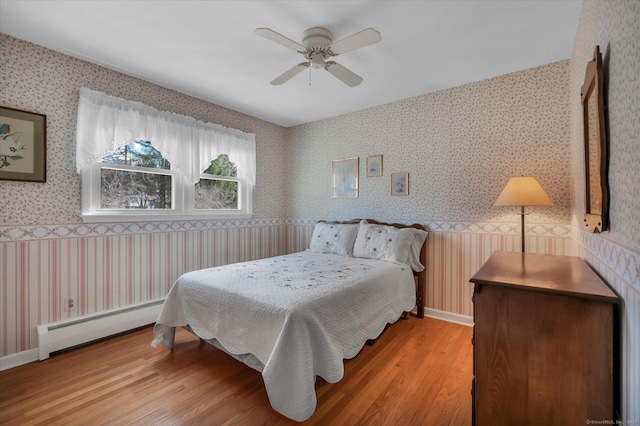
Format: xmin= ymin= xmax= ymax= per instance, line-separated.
xmin=152 ymin=250 xmax=416 ymax=421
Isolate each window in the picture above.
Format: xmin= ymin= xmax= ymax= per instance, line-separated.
xmin=76 ymin=88 xmax=255 ymax=222
xmin=82 ymin=141 xmax=252 ymax=220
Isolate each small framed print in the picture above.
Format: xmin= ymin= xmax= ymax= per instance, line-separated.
xmin=0 ymin=106 xmax=47 ymax=182
xmin=366 ymin=154 xmax=383 ymax=177
xmin=332 ymin=157 xmax=359 ymax=198
xmin=391 ymin=172 xmax=409 ymax=196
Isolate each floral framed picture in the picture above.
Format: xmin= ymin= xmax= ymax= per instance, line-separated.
xmin=332 ymin=157 xmax=359 ymax=198
xmin=366 ymin=154 xmax=383 ymax=177
xmin=0 ymin=106 xmax=47 ymax=182
xmin=391 ymin=172 xmax=409 ymax=196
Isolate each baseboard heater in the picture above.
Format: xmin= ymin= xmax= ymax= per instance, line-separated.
xmin=37 ymin=299 xmax=165 ymax=361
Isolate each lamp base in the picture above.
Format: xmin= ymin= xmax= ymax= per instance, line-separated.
xmin=520 ymin=205 xmax=525 ymax=252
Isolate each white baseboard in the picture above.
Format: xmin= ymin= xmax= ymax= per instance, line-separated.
xmin=1 ymin=300 xmax=165 ymax=371
xmin=424 ymin=308 xmax=473 ymax=327
xmin=37 ymin=300 xmax=164 ymax=361
xmin=0 ymin=348 xmax=39 ymax=371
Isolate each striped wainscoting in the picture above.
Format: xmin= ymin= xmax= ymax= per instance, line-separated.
xmin=0 ymin=220 xmax=289 ymax=358
xmin=0 ymin=218 xmax=574 ymax=361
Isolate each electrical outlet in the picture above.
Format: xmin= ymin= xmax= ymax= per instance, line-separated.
xmin=64 ymin=298 xmax=75 ymax=311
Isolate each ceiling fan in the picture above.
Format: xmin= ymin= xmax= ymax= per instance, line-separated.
xmin=255 ymin=26 xmax=382 ymax=87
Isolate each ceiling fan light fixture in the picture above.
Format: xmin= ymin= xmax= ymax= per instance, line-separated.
xmin=310 ymin=52 xmax=325 ymax=69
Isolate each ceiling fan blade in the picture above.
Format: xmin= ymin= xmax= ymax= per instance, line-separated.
xmin=328 ymin=28 xmax=381 ymax=55
xmin=271 ymin=62 xmax=310 ymax=85
xmin=255 ymin=28 xmax=306 ymax=52
xmin=325 ymin=61 xmax=363 ymax=87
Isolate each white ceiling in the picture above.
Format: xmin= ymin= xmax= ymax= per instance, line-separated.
xmin=0 ymin=0 xmax=583 ymax=128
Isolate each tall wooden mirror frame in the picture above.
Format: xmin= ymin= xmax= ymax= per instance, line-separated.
xmin=581 ymin=46 xmax=609 ymax=233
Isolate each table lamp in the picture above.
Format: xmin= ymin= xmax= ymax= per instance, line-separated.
xmin=494 ymin=176 xmax=553 ymax=252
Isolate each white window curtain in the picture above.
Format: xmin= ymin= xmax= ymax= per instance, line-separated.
xmin=75 ymin=87 xmax=256 ymax=186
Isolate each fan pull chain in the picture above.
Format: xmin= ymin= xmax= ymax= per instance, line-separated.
xmin=309 ymin=64 xmax=312 ymax=86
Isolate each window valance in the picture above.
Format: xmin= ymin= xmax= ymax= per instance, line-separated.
xmin=75 ymin=87 xmax=256 ymax=186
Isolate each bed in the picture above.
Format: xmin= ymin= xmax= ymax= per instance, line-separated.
xmin=152 ymin=219 xmax=428 ymax=421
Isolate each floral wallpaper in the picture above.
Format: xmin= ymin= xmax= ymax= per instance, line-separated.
xmin=286 ymin=61 xmax=571 ymax=225
xmin=0 ymin=33 xmax=289 ymax=225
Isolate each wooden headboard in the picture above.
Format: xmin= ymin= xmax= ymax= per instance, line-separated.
xmin=319 ymin=219 xmax=427 ymax=319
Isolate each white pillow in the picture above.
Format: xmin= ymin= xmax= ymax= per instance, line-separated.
xmin=309 ymin=222 xmax=359 ymax=256
xmin=407 ymin=229 xmax=428 ymax=272
xmin=353 ymin=221 xmax=416 ymax=266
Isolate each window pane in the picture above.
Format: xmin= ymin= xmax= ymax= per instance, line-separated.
xmin=194 ymin=179 xmax=238 ymax=209
xmin=103 ymin=139 xmax=170 ymax=170
xmin=101 ymin=168 xmax=172 ymax=209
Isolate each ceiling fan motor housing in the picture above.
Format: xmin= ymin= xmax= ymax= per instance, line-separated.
xmin=301 ymin=27 xmax=333 ymax=49
xmin=302 ymin=28 xmax=334 ymax=68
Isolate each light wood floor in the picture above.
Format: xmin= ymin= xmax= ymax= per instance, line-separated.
xmin=0 ymin=317 xmax=472 ymax=425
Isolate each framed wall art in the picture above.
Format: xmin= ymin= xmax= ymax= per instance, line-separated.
xmin=332 ymin=157 xmax=359 ymax=198
xmin=391 ymin=172 xmax=409 ymax=196
xmin=0 ymin=106 xmax=47 ymax=182
xmin=366 ymin=154 xmax=383 ymax=177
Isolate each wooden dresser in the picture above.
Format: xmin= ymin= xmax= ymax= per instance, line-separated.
xmin=469 ymin=251 xmax=619 ymax=425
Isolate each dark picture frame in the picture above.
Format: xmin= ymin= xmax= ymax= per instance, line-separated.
xmin=0 ymin=106 xmax=47 ymax=182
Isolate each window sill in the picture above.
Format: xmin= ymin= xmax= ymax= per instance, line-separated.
xmin=81 ymin=213 xmax=253 ymax=223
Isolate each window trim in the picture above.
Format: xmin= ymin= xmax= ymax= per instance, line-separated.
xmin=81 ymin=162 xmax=253 ymax=223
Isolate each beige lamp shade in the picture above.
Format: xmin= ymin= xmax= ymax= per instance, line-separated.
xmin=494 ymin=176 xmax=553 ymax=207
